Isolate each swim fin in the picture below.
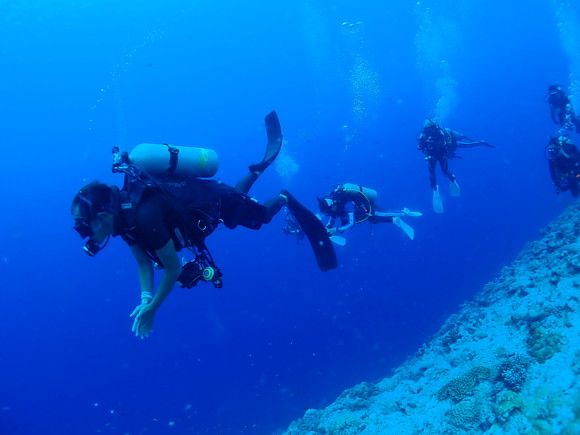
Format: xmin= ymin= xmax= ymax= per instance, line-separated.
xmin=450 ymin=179 xmax=461 ymax=197
xmin=330 ymin=235 xmax=347 ymax=246
xmin=393 ymin=217 xmax=415 ymax=240
xmin=281 ymin=190 xmax=338 ymax=271
xmin=433 ymin=186 xmax=444 ymax=213
xmin=249 ymin=110 xmax=283 ymax=173
xmin=403 ymin=208 xmax=423 ymax=217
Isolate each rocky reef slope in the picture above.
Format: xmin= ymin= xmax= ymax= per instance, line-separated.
xmin=282 ymin=202 xmax=580 ymax=434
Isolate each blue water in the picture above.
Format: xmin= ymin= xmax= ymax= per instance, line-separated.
xmin=1 ymin=1 xmax=578 ymax=433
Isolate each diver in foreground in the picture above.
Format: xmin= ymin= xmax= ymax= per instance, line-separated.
xmin=71 ymin=111 xmax=337 ymax=339
xmin=315 ymin=183 xmax=422 ymax=244
xmin=416 ymin=119 xmax=494 ymax=213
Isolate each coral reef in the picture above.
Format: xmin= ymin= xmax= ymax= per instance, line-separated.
xmin=281 ymin=202 xmax=580 ymax=434
xmin=445 ymin=399 xmax=480 ymax=429
xmin=437 ymin=366 xmax=492 ymax=401
xmin=527 ymin=325 xmax=563 ymax=363
xmin=499 ymin=353 xmax=531 ymax=391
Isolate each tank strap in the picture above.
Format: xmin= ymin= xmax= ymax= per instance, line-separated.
xmin=117 ymin=181 xmax=147 ymax=244
xmin=163 ymin=143 xmax=179 ymax=175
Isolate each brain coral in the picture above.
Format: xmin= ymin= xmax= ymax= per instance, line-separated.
xmin=437 ymin=366 xmax=492 ymax=402
xmin=446 ymin=399 xmax=481 ymax=428
xmin=527 ymin=326 xmax=563 ymax=363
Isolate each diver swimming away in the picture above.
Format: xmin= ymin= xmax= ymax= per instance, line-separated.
xmin=416 ymin=119 xmax=495 ymax=213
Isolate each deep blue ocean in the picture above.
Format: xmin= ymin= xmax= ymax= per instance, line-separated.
xmin=2 ymin=1 xmax=579 ymax=434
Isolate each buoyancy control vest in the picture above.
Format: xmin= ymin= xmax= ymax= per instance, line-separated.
xmin=330 ymin=183 xmax=377 ymax=223
xmin=118 ymin=176 xmax=223 ymax=254
xmin=113 ymin=144 xmax=223 ymax=267
xmin=417 ymin=124 xmax=453 ymax=158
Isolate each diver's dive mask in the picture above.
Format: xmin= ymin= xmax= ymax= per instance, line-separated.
xmin=73 ymin=217 xmax=109 ymax=257
xmin=74 ymin=219 xmax=93 ymax=239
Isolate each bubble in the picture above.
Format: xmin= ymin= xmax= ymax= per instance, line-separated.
xmin=554 ymin=1 xmax=580 ymax=109
xmin=341 ymin=19 xmax=381 ymax=137
xmin=414 ymin=3 xmax=462 ymax=123
xmin=275 ymin=149 xmax=300 ymax=180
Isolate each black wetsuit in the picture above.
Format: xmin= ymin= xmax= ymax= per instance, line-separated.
xmin=548 ymin=138 xmax=580 ymax=197
xmin=417 ymin=125 xmax=493 ymax=189
xmin=117 ymin=178 xmax=285 ymax=254
xmin=549 ymin=88 xmax=580 ymax=132
xmin=417 ymin=127 xmax=457 ymax=189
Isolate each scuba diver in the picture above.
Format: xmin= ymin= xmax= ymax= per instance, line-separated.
xmin=416 ymin=119 xmax=495 ymax=213
xmin=282 ymin=208 xmax=304 ymax=242
xmin=546 ymin=135 xmax=580 ymax=197
xmin=316 ymin=183 xmax=422 ymax=244
xmin=547 ymin=84 xmax=580 ymax=133
xmin=71 ymin=111 xmax=337 ymax=339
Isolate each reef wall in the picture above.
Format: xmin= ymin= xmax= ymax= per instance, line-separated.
xmin=282 ymin=202 xmax=580 ymax=434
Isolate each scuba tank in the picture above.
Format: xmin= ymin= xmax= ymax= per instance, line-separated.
xmin=331 ymin=183 xmax=377 ymax=223
xmin=129 ymin=143 xmax=219 ymax=178
xmin=341 ymin=183 xmax=378 ymax=202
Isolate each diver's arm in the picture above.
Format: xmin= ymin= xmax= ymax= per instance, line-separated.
xmin=454 ymin=133 xmax=495 ymax=148
xmin=129 ymin=239 xmax=182 ymax=338
xmin=334 ymin=212 xmax=355 ymax=233
xmin=317 ymin=213 xmax=331 ymax=226
xmin=149 ymin=239 xmax=182 ymax=310
xmin=445 ymin=128 xmax=488 ymax=148
xmin=130 ymin=244 xmax=154 ymax=302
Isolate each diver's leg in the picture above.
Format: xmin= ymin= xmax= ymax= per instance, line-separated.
xmin=235 ymin=171 xmax=259 ymax=194
xmin=441 ymin=160 xmax=461 ymax=197
xmin=427 ymin=158 xmax=437 ymax=189
xmin=261 ymin=192 xmax=289 ymax=223
xmin=369 ymin=212 xmax=394 ymax=224
xmin=429 ymin=159 xmax=444 ymax=213
xmin=440 ymin=159 xmax=456 ymax=183
xmin=370 ymin=213 xmax=415 ymax=239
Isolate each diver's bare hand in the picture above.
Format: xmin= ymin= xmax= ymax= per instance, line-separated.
xmin=130 ymin=303 xmax=156 ymax=339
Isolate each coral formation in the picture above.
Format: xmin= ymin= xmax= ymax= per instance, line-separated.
xmin=281 ymin=202 xmax=580 ymax=434
xmin=436 ymin=366 xmax=492 ymax=402
xmin=527 ymin=325 xmax=563 ymax=363
xmin=499 ymin=353 xmax=531 ymax=391
xmin=494 ymin=390 xmax=524 ymax=422
xmin=445 ymin=399 xmax=480 ymax=429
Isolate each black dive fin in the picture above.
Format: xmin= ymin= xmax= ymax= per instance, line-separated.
xmin=249 ymin=110 xmax=283 ymax=173
xmin=282 ymin=190 xmax=338 ymax=272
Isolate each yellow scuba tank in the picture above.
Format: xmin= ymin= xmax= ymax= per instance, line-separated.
xmin=342 ymin=183 xmax=378 ymax=202
xmin=129 ymin=143 xmax=219 ymax=178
